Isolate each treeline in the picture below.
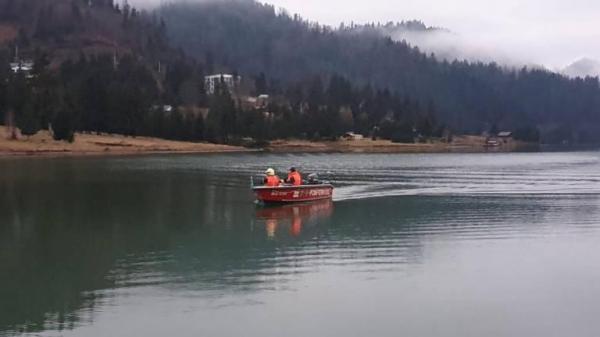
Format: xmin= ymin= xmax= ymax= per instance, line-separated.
xmin=159 ymin=0 xmax=600 ymax=144
xmin=0 ymin=50 xmax=207 ymax=142
xmin=202 ymin=73 xmax=442 ymax=144
xmin=262 ymin=75 xmax=440 ymax=142
xmin=0 ymin=48 xmax=439 ymax=144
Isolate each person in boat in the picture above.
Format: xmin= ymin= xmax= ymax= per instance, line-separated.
xmin=285 ymin=167 xmax=302 ymax=186
xmin=263 ymin=168 xmax=281 ymax=187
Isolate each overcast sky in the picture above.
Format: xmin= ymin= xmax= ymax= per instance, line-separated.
xmin=131 ymin=0 xmax=600 ymax=69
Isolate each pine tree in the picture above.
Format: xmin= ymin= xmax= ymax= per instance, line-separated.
xmin=254 ymin=72 xmax=267 ymax=95
xmin=17 ymin=101 xmax=40 ymax=137
xmin=52 ymin=93 xmax=77 ymax=143
xmin=207 ymin=80 xmax=237 ymax=143
xmin=193 ymin=114 xmax=205 ymax=141
xmin=0 ymin=52 xmax=9 ymax=124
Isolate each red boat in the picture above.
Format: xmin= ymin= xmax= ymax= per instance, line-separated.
xmin=252 ymin=181 xmax=334 ymax=204
xmin=253 ymin=184 xmax=334 ymax=203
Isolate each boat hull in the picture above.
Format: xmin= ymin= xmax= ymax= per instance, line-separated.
xmin=252 ymin=184 xmax=334 ymax=204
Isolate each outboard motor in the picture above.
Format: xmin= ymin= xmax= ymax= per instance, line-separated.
xmin=307 ymin=173 xmax=320 ymax=185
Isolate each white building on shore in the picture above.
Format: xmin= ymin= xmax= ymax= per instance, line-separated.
xmin=10 ymin=61 xmax=34 ymax=77
xmin=204 ymin=74 xmax=241 ymax=95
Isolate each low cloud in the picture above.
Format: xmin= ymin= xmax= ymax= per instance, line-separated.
xmin=386 ymin=29 xmax=526 ymax=66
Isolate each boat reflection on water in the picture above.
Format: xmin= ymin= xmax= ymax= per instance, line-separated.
xmin=255 ymin=200 xmax=334 ymax=238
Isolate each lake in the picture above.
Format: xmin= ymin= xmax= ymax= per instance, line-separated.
xmin=2 ymin=152 xmax=600 ymax=337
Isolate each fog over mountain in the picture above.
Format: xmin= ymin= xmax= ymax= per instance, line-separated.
xmin=130 ymin=0 xmax=600 ymax=76
xmin=562 ymin=58 xmax=600 ymax=78
xmin=357 ymin=24 xmax=524 ymax=67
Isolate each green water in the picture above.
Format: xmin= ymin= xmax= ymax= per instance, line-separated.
xmin=2 ymin=152 xmax=600 ymax=337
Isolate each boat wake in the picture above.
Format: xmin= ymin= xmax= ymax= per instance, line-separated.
xmin=330 ymin=154 xmax=600 ymax=201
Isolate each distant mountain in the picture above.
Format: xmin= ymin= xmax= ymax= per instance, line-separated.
xmin=563 ymin=58 xmax=600 ymax=78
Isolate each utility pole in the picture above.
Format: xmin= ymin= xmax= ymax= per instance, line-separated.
xmin=113 ymin=49 xmax=118 ymax=70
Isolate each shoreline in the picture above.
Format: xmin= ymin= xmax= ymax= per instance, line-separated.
xmin=0 ymin=148 xmax=256 ymax=158
xmin=0 ymin=128 xmax=540 ymax=158
xmin=265 ymin=137 xmax=538 ymax=154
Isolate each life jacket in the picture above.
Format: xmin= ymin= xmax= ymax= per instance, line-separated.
xmin=287 ymin=171 xmax=302 ymax=186
xmin=265 ymin=175 xmax=281 ymax=187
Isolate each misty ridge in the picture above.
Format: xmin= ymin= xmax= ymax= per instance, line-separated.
xmin=353 ymin=23 xmax=600 ymax=78
xmin=340 ymin=21 xmax=530 ymax=69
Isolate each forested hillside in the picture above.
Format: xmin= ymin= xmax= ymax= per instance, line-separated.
xmin=159 ymin=0 xmax=600 ymax=143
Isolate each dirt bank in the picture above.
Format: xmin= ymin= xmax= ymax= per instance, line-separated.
xmin=0 ymin=127 xmax=249 ymax=156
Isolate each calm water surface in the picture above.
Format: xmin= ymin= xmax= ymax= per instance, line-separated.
xmin=2 ymin=152 xmax=600 ymax=337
